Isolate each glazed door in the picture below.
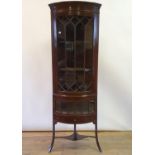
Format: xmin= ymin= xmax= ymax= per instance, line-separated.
xmin=56 ymin=15 xmax=94 ymax=92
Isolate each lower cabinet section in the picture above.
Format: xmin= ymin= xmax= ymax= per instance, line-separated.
xmin=55 ymin=100 xmax=95 ymax=115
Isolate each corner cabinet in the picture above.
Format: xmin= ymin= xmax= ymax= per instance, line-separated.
xmin=48 ymin=1 xmax=102 ymax=152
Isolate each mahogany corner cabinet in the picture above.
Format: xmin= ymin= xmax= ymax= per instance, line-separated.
xmin=48 ymin=1 xmax=102 ymax=152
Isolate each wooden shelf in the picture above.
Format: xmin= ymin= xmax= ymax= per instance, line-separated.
xmin=60 ymin=67 xmax=91 ymax=72
xmin=59 ymin=41 xmax=92 ymax=44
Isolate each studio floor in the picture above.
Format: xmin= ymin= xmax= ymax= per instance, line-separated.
xmin=22 ymin=131 xmax=132 ymax=155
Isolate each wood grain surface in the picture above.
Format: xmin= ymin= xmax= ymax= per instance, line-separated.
xmin=22 ymin=131 xmax=132 ymax=155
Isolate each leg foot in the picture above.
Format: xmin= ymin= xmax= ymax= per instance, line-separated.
xmin=48 ymin=122 xmax=55 ymax=153
xmin=95 ymin=123 xmax=102 ymax=152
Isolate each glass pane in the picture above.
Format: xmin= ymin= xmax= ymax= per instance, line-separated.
xmin=66 ymin=23 xmax=74 ymax=67
xmin=56 ymin=16 xmax=93 ymax=92
xmin=55 ymin=101 xmax=95 ymax=115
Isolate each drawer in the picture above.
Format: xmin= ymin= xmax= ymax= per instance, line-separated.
xmin=54 ymin=113 xmax=96 ymax=124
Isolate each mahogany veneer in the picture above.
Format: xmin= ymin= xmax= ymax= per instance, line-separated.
xmin=48 ymin=1 xmax=102 ymax=152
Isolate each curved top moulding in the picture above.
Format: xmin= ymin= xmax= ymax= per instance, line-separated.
xmin=49 ymin=1 xmax=101 ymax=16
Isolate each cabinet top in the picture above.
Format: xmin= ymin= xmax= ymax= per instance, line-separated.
xmin=49 ymin=1 xmax=101 ymax=15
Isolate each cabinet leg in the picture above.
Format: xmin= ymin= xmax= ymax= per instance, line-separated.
xmin=48 ymin=122 xmax=55 ymax=152
xmin=73 ymin=123 xmax=77 ymax=140
xmin=95 ymin=123 xmax=102 ymax=152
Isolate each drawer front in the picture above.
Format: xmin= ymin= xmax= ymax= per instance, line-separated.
xmin=54 ymin=113 xmax=95 ymax=124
